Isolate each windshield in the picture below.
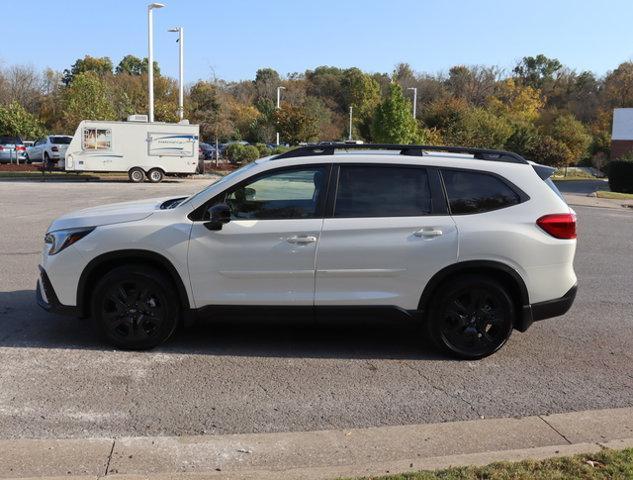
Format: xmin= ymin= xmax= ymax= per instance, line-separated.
xmin=51 ymin=136 xmax=72 ymax=145
xmin=179 ymin=162 xmax=260 ymax=207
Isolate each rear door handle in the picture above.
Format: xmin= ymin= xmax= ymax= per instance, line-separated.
xmin=413 ymin=228 xmax=443 ymax=238
xmin=286 ymin=235 xmax=318 ymax=245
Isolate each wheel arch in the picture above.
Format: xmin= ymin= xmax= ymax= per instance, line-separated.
xmin=418 ymin=260 xmax=531 ymax=331
xmin=77 ymin=249 xmax=191 ymax=320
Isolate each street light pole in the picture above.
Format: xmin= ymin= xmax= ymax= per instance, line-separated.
xmin=407 ymin=87 xmax=417 ymax=119
xmin=147 ymin=3 xmax=165 ymax=123
xmin=276 ymin=86 xmax=285 ymax=146
xmin=168 ymin=26 xmax=184 ymax=121
xmin=348 ymin=106 xmax=353 ymax=141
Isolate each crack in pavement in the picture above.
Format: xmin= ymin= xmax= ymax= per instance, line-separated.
xmin=401 ymin=361 xmax=484 ymax=419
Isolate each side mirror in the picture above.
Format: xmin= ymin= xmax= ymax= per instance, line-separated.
xmin=204 ymin=203 xmax=231 ymax=231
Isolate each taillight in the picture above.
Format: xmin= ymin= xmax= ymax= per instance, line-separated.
xmin=51 ymin=146 xmax=59 ymax=152
xmin=0 ymin=146 xmax=3 ymax=151
xmin=537 ymin=213 xmax=577 ymax=239
xmin=16 ymin=145 xmax=25 ymax=152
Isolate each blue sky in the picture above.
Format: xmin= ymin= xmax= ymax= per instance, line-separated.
xmin=3 ymin=0 xmax=633 ymax=82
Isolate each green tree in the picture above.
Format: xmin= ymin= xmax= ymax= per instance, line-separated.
xmin=371 ymin=83 xmax=420 ymax=144
xmin=525 ymin=135 xmax=571 ymax=168
xmin=187 ymin=81 xmax=222 ymax=140
xmin=115 ymin=55 xmax=146 ymax=76
xmin=274 ymin=104 xmax=319 ymax=145
xmin=546 ymin=113 xmax=592 ymax=164
xmin=423 ymin=97 xmax=512 ymax=148
xmin=513 ymin=54 xmax=563 ymax=90
xmin=62 ymin=72 xmax=116 ymax=129
xmin=253 ymin=68 xmax=281 ymax=102
xmin=0 ymin=101 xmax=45 ymax=139
xmin=603 ymin=62 xmax=633 ymax=107
xmin=342 ymin=68 xmax=381 ymax=140
xmin=63 ymin=55 xmax=113 ymax=85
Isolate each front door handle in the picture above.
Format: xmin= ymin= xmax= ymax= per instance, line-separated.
xmin=413 ymin=228 xmax=443 ymax=238
xmin=286 ymin=235 xmax=318 ymax=245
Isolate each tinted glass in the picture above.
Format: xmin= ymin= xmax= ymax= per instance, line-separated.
xmin=0 ymin=136 xmax=21 ymax=145
xmin=334 ymin=166 xmax=431 ymax=217
xmin=50 ymin=136 xmax=71 ymax=144
xmin=442 ymin=170 xmax=520 ymax=214
xmin=225 ymin=167 xmax=326 ymax=220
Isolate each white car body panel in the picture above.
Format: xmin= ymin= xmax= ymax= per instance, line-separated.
xmin=188 ymin=219 xmax=321 ymax=306
xmin=315 ymin=216 xmax=458 ymax=309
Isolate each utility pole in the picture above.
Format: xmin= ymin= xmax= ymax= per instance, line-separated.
xmin=276 ymin=86 xmax=285 ymax=146
xmin=147 ymin=3 xmax=165 ymax=123
xmin=348 ymin=106 xmax=353 ymax=141
xmin=168 ymin=26 xmax=184 ymax=121
xmin=407 ymin=87 xmax=417 ymax=119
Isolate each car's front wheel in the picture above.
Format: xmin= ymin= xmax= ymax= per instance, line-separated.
xmin=91 ymin=265 xmax=180 ymax=350
xmin=427 ymin=275 xmax=514 ymax=359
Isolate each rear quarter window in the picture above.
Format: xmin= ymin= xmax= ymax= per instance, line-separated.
xmin=441 ymin=169 xmax=523 ymax=215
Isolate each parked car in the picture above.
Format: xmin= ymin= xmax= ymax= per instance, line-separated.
xmin=37 ymin=144 xmax=577 ymax=358
xmin=0 ymin=135 xmax=26 ymax=163
xmin=199 ymin=142 xmax=216 ymax=160
xmin=26 ymin=135 xmax=72 ymax=166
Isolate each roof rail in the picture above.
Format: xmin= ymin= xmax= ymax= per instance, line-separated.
xmin=272 ymin=143 xmax=528 ymax=164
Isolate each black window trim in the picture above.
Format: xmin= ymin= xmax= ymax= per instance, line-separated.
xmin=325 ymin=163 xmax=449 ymax=219
xmin=438 ymin=167 xmax=530 ymax=216
xmin=188 ymin=163 xmax=333 ymax=222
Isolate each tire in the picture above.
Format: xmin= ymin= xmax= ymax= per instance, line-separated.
xmin=25 ymin=153 xmax=31 ymax=164
xmin=43 ymin=152 xmax=51 ymax=169
xmin=427 ymin=275 xmax=514 ymax=359
xmin=128 ymin=167 xmax=145 ymax=183
xmin=147 ymin=168 xmax=164 ymax=183
xmin=91 ymin=265 xmax=180 ymax=350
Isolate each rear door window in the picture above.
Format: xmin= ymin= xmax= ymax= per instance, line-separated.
xmin=334 ymin=165 xmax=432 ymax=218
xmin=441 ymin=169 xmax=521 ymax=214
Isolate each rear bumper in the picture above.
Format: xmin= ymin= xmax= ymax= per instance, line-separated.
xmin=518 ymin=284 xmax=577 ymax=332
xmin=36 ymin=266 xmax=80 ymax=317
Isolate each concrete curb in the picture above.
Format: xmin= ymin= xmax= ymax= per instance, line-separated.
xmin=2 ymin=407 xmax=633 ymax=479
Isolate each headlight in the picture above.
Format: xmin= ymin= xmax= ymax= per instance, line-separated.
xmin=44 ymin=227 xmax=95 ymax=255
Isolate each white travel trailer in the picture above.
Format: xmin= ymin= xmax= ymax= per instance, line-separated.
xmin=63 ymin=117 xmax=200 ymax=182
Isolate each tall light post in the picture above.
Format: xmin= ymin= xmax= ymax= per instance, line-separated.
xmin=168 ymin=26 xmax=184 ymax=121
xmin=407 ymin=87 xmax=417 ymax=119
xmin=276 ymin=86 xmax=285 ymax=146
xmin=147 ymin=2 xmax=165 ymax=123
xmin=348 ymin=106 xmax=353 ymax=141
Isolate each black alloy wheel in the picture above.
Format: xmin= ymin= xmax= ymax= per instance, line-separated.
xmin=92 ymin=266 xmax=179 ymax=349
xmin=428 ymin=275 xmax=514 ymax=359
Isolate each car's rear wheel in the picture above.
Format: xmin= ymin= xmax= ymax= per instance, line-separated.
xmin=427 ymin=275 xmax=514 ymax=359
xmin=147 ymin=168 xmax=164 ymax=183
xmin=128 ymin=167 xmax=145 ymax=183
xmin=91 ymin=265 xmax=179 ymax=350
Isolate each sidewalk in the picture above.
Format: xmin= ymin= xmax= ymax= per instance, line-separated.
xmin=564 ymin=193 xmax=633 ymax=210
xmin=3 ymin=407 xmax=633 ymax=479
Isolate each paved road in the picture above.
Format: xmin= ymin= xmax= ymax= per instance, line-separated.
xmin=0 ymin=179 xmax=632 ymax=439
xmin=554 ymin=179 xmax=609 ymax=195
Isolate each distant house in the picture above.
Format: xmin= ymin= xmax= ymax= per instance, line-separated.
xmin=611 ymin=108 xmax=633 ymax=159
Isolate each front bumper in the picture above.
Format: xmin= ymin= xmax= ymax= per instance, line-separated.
xmin=36 ymin=266 xmax=80 ymax=316
xmin=517 ymin=283 xmax=577 ymax=332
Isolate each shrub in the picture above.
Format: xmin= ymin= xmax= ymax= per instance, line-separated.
xmin=254 ymin=143 xmax=272 ymax=157
xmin=270 ymin=146 xmax=291 ymax=155
xmin=225 ymin=143 xmax=245 ymax=163
xmin=238 ymin=145 xmax=261 ymax=163
xmin=608 ymin=159 xmax=633 ymax=193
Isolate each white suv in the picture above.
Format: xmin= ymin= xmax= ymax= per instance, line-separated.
xmin=37 ymin=144 xmax=577 ymax=359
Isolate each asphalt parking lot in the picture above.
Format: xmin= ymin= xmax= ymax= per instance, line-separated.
xmin=0 ymin=179 xmax=632 ymax=440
